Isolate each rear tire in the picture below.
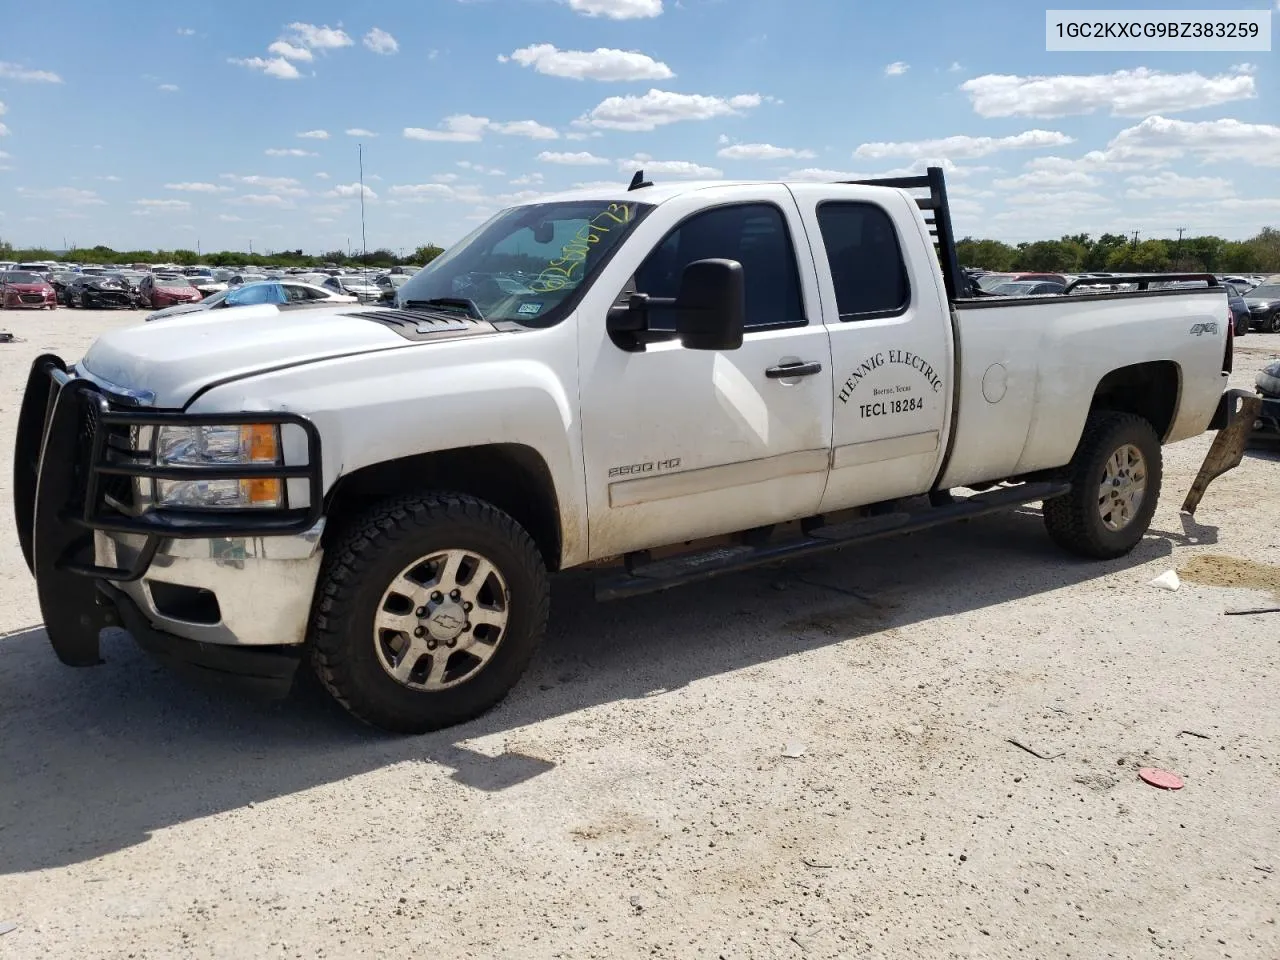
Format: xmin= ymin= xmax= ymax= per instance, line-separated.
xmin=1043 ymin=412 xmax=1162 ymax=560
xmin=1270 ymin=313 xmax=1280 ymax=334
xmin=310 ymin=493 xmax=550 ymax=734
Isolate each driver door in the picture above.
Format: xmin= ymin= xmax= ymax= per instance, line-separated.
xmin=577 ymin=188 xmax=834 ymax=559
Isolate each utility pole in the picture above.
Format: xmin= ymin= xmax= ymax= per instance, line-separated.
xmin=1173 ymin=226 xmax=1187 ymax=268
xmin=358 ymin=143 xmax=369 ymax=270
xmin=1130 ymin=230 xmax=1139 ymax=247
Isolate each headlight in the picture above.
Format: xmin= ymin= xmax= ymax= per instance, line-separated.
xmin=152 ymin=423 xmax=284 ymax=509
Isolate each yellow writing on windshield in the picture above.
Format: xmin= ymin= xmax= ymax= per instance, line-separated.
xmin=529 ymin=204 xmax=633 ymax=293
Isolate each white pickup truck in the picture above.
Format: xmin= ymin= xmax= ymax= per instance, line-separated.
xmin=15 ymin=168 xmax=1255 ymax=732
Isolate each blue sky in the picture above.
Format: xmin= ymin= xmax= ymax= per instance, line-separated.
xmin=1 ymin=0 xmax=1277 ymax=254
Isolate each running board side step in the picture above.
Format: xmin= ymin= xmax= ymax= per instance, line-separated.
xmin=594 ymin=481 xmax=1071 ymax=601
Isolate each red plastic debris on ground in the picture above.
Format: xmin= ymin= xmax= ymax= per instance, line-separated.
xmin=1138 ymin=767 xmax=1185 ymax=790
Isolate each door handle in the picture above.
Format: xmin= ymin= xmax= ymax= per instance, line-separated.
xmin=765 ymin=360 xmax=823 ymax=379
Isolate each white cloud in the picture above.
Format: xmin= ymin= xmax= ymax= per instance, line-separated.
xmin=165 ymin=182 xmax=232 ymax=193
xmin=501 ymin=43 xmax=672 ymax=81
xmin=177 ymin=28 xmax=196 ymax=36
xmin=315 ymin=172 xmax=330 ymax=179
xmin=0 ymin=124 xmax=9 ymax=137
xmin=229 ymin=194 xmax=294 ymax=207
xmin=1004 ymin=190 xmax=1110 ymax=207
xmin=488 ymin=119 xmax=559 ymax=140
xmin=95 ymin=174 xmax=121 ymax=182
xmin=266 ymin=148 xmax=318 ymax=157
xmin=717 ymin=142 xmax=815 ymax=161
xmin=511 ymin=173 xmax=544 ymax=185
xmin=1106 ymin=115 xmax=1280 ymax=167
xmin=0 ymin=62 xmax=63 ymax=83
xmin=267 ymin=40 xmax=314 ymax=62
xmin=992 ymin=169 xmax=1101 ymax=189
xmin=134 ymin=198 xmax=191 ymax=210
xmin=854 ymin=129 xmax=1074 ymax=160
xmin=346 ymin=128 xmax=378 ymax=137
xmin=404 ymin=116 xmax=555 ymax=142
xmin=577 ymin=89 xmax=763 ymax=131
xmin=433 ymin=173 xmax=460 ymax=183
xmin=962 ymin=67 xmax=1257 ymax=118
xmin=298 ymin=129 xmax=329 ymax=139
xmin=566 ymin=0 xmax=662 ymax=18
xmin=404 ymin=115 xmax=491 ymax=142
xmin=565 ymin=131 xmax=604 ymax=141
xmin=230 ymin=56 xmax=301 ymax=80
xmin=538 ymin=150 xmax=610 ymax=165
xmin=1123 ymin=171 xmax=1235 ymax=200
xmin=363 ymin=28 xmax=399 ymax=55
xmin=884 ymin=61 xmax=909 ymax=77
xmin=16 ymin=186 xmax=104 ymax=205
xmin=571 ymin=179 xmax=626 ymax=191
xmin=619 ymin=155 xmax=722 ymax=178
xmin=158 ymin=84 xmax=179 ymax=92
xmin=1024 ymin=151 xmax=1144 ymax=174
xmin=220 ymin=174 xmax=307 ymax=196
xmin=217 ymin=214 xmax=244 ymax=222
xmin=784 ymin=159 xmax=991 ymax=182
xmin=328 ymin=182 xmax=377 ymax=199
xmin=389 ymin=183 xmax=457 ymax=200
xmin=949 ymin=62 xmax=963 ymax=72
xmin=284 ymin=22 xmax=353 ymax=49
xmin=458 ymin=161 xmax=505 ymax=176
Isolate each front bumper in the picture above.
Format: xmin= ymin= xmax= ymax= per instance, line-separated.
xmin=13 ymin=354 xmax=325 ymax=686
xmin=4 ymin=293 xmax=54 ymax=309
xmin=1182 ymin=388 xmax=1264 ymax=515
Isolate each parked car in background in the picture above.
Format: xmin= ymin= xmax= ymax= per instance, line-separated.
xmin=49 ymin=271 xmax=81 ymax=305
xmin=145 ymin=280 xmax=357 ymax=321
xmin=228 ymin=273 xmax=268 ymax=286
xmin=974 ymin=272 xmax=1015 ymax=292
xmin=139 ymin=273 xmax=202 ymax=310
xmin=376 ymin=273 xmax=411 ymax=303
xmin=65 ymin=273 xmax=135 ymax=309
xmin=0 ymin=270 xmax=58 ymax=309
xmin=990 ymin=279 xmax=1066 ymax=296
xmin=107 ymin=270 xmax=147 ymax=303
xmin=191 ymin=276 xmax=229 ymax=298
xmin=1245 ymin=281 xmax=1280 ymax=333
xmin=323 ymin=273 xmax=380 ymax=302
xmin=1224 ymin=282 xmax=1251 ymax=336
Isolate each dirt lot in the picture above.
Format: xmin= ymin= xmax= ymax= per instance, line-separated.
xmin=1 ymin=310 xmax=1278 ymax=959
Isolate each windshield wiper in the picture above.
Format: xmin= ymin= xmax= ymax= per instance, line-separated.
xmin=404 ymin=297 xmax=485 ymax=320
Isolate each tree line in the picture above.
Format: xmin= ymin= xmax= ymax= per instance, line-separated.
xmin=957 ymin=227 xmax=1280 ymax=275
xmin=0 ymin=242 xmax=447 ymax=270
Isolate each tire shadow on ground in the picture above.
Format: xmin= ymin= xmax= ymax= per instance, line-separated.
xmin=0 ymin=506 xmax=1201 ymax=874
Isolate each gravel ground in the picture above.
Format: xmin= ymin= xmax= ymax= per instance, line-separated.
xmin=1 ymin=310 xmax=1278 ymax=960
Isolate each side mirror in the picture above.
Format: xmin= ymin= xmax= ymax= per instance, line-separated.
xmin=674 ymin=258 xmax=745 ymax=351
xmin=607 ymin=258 xmax=746 ymax=352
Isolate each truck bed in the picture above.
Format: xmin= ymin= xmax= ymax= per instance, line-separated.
xmin=937 ymin=285 xmax=1229 ymax=489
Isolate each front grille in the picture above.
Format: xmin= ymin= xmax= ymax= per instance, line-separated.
xmin=20 ymin=294 xmax=43 ymax=303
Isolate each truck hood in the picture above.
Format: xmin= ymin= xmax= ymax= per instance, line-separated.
xmin=78 ymin=305 xmax=465 ymax=407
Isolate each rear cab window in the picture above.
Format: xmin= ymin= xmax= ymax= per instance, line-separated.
xmin=815 ymin=202 xmax=911 ymax=321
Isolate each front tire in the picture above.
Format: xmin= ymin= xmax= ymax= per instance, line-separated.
xmin=310 ymin=493 xmax=550 ymax=734
xmin=1043 ymin=412 xmax=1162 ymax=560
xmin=1269 ymin=313 xmax=1280 ymax=334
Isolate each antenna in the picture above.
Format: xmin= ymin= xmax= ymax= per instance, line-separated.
xmin=358 ymin=143 xmax=369 ymax=270
xmin=628 ymin=169 xmax=653 ymax=191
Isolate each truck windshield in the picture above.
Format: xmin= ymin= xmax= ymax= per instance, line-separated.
xmin=396 ymin=199 xmax=652 ymax=326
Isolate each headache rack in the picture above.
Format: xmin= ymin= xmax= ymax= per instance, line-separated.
xmin=838 ymin=166 xmax=968 ymax=302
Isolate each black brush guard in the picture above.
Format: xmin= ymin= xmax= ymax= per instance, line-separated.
xmin=13 ymin=354 xmax=323 ymax=667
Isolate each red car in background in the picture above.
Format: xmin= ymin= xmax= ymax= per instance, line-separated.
xmin=139 ymin=273 xmax=203 ymax=309
xmin=0 ymin=270 xmax=58 ymax=309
